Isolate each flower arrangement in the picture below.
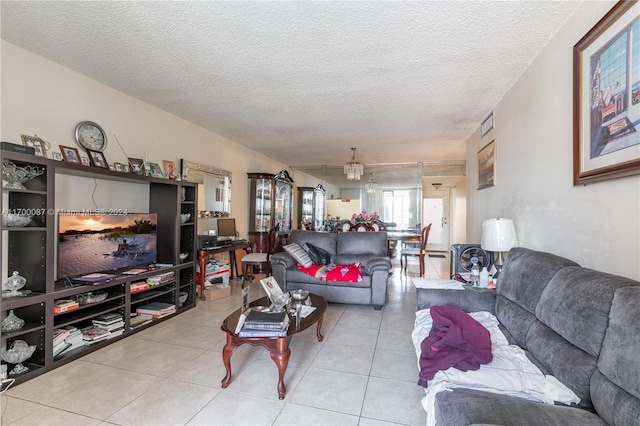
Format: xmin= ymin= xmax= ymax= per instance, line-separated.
xmin=351 ymin=210 xmax=380 ymax=224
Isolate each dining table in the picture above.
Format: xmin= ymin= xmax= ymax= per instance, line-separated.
xmin=386 ymin=230 xmax=420 ymax=257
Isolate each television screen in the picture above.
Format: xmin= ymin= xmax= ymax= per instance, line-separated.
xmin=217 ymin=218 xmax=236 ymax=237
xmin=58 ymin=213 xmax=158 ymax=279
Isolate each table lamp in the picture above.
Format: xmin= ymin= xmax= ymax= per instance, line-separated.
xmin=481 ymin=218 xmax=518 ymax=277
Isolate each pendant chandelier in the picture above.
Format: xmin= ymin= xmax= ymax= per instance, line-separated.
xmin=344 ymin=147 xmax=364 ymax=180
xmin=365 ymin=173 xmax=378 ymax=193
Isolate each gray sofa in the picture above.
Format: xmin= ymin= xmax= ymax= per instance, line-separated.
xmin=270 ymin=230 xmax=391 ymax=309
xmin=416 ymin=247 xmax=640 ymax=425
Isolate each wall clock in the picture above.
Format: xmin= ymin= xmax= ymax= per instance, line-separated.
xmin=74 ymin=121 xmax=107 ymax=152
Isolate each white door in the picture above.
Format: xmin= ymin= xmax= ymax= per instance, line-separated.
xmin=423 ymin=189 xmax=450 ymax=252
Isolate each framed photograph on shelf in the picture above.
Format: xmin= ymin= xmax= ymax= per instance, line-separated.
xmin=148 ymin=162 xmax=165 ymax=178
xmin=477 ymin=140 xmax=496 ymax=190
xmin=87 ymin=149 xmax=109 ymax=168
xmin=80 ymin=157 xmax=90 ymax=166
xmin=128 ymin=158 xmax=146 ymax=175
xmin=113 ymin=162 xmax=125 ymax=172
xmin=260 ymin=276 xmax=283 ymax=304
xmin=60 ymin=145 xmax=81 ymax=163
xmin=122 ymin=164 xmax=130 ymax=173
xmin=21 ymin=134 xmax=50 ymax=157
xmin=573 ymin=1 xmax=640 ymax=185
xmin=162 ymin=160 xmax=178 ymax=179
xmin=52 ymin=151 xmax=63 ymax=161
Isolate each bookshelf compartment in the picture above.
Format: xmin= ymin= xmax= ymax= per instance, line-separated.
xmin=1 ymin=149 xmax=197 ymax=386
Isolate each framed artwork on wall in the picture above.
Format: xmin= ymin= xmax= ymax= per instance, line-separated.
xmin=573 ymin=0 xmax=640 ymax=185
xmin=477 ymin=140 xmax=496 ymax=190
xmin=481 ymin=112 xmax=494 ymax=137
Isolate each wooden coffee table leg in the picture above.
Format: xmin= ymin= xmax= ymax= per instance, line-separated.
xmin=269 ymin=338 xmax=291 ymax=399
xmin=221 ymin=340 xmax=239 ymax=388
xmin=316 ymin=316 xmax=324 ymax=342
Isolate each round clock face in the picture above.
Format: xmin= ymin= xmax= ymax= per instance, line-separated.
xmin=75 ymin=121 xmax=107 ymax=152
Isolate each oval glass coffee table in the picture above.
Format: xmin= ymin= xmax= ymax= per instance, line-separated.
xmin=220 ymin=293 xmax=327 ymax=399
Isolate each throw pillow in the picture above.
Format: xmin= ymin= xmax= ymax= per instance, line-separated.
xmin=283 ymin=243 xmax=313 ymax=268
xmin=304 ymin=243 xmax=332 ymax=265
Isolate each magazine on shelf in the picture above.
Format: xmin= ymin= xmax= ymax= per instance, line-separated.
xmin=259 ymin=276 xmax=283 ymax=304
xmin=238 ymin=328 xmax=287 ymax=338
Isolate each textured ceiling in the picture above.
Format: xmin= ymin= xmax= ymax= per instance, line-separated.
xmin=1 ymin=1 xmax=582 ymax=181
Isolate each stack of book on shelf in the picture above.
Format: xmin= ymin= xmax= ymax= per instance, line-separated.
xmin=53 ymin=328 xmax=71 ymax=356
xmin=60 ymin=326 xmax=84 ymax=355
xmin=53 ymin=299 xmax=80 ymax=314
xmin=80 ymin=325 xmax=110 ymax=345
xmin=92 ymin=313 xmax=125 ymax=339
xmin=130 ymin=281 xmax=151 ymax=293
xmin=147 ymin=271 xmax=175 ymax=287
xmin=130 ymin=314 xmax=152 ymax=329
xmin=136 ymin=301 xmax=176 ymax=319
xmin=238 ymin=307 xmax=290 ymax=337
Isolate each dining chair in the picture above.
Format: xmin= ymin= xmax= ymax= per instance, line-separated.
xmin=241 ymin=224 xmax=278 ymax=286
xmin=400 ymin=223 xmax=432 ymax=276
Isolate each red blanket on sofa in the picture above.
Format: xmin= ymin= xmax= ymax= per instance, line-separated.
xmin=297 ymin=263 xmax=363 ymax=282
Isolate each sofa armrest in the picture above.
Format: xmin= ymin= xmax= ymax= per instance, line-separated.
xmin=270 ymin=252 xmax=296 ymax=269
xmin=416 ymin=287 xmax=496 ymax=314
xmin=365 ymin=256 xmax=391 ymax=275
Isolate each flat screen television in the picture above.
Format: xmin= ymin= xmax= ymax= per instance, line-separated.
xmin=58 ymin=213 xmax=158 ymax=279
xmin=217 ymin=218 xmax=236 ymax=238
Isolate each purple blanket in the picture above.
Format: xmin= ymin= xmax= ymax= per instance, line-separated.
xmin=418 ymin=305 xmax=493 ymax=387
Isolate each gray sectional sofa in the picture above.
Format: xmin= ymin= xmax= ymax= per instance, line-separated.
xmin=270 ymin=230 xmax=391 ymax=309
xmin=415 ymin=247 xmax=640 ymax=425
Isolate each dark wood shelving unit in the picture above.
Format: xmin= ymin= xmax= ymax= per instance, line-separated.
xmin=1 ymin=149 xmax=198 ymax=386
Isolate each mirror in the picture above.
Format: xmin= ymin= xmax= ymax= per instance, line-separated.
xmin=180 ymin=160 xmax=232 ymax=217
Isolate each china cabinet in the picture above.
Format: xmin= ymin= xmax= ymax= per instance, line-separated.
xmin=247 ymin=170 xmax=293 ymax=253
xmin=1 ymin=148 xmax=197 ymax=386
xmin=297 ymin=184 xmax=325 ymax=231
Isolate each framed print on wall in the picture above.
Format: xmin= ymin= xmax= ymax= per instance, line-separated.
xmin=477 ymin=140 xmax=496 ymax=190
xmin=573 ymin=0 xmax=640 ymax=185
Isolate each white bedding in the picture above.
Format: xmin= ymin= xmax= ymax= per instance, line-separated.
xmin=412 ymin=309 xmax=580 ymax=426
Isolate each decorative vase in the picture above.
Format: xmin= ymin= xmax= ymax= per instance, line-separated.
xmin=2 ymin=271 xmax=30 ymax=298
xmin=1 ymin=310 xmax=25 ymax=333
xmin=0 ymin=340 xmax=36 ymax=375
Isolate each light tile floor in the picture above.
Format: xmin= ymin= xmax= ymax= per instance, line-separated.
xmin=1 ymin=254 xmax=449 ymax=426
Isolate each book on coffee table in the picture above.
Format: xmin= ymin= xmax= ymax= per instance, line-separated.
xmin=243 ymin=308 xmax=289 ymax=330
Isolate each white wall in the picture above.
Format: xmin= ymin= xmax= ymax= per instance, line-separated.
xmin=466 ymin=1 xmax=640 ymax=280
xmin=0 ymin=41 xmax=316 ymax=238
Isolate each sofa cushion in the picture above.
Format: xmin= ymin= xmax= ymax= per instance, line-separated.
xmin=283 ymin=243 xmax=313 ymax=268
xmin=496 ymin=248 xmax=579 ymax=348
xmin=291 ymin=230 xmax=338 ymax=255
xmin=434 ymin=388 xmax=606 ymax=426
xmin=336 ymin=231 xmax=388 ymax=256
xmin=591 ymin=286 xmax=640 ymax=425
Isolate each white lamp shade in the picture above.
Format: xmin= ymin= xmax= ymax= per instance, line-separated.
xmin=481 ymin=218 xmax=518 ymax=252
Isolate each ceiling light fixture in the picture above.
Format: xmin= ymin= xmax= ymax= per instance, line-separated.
xmin=344 ymin=147 xmax=364 ymax=180
xmin=365 ymin=173 xmax=378 ymax=193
